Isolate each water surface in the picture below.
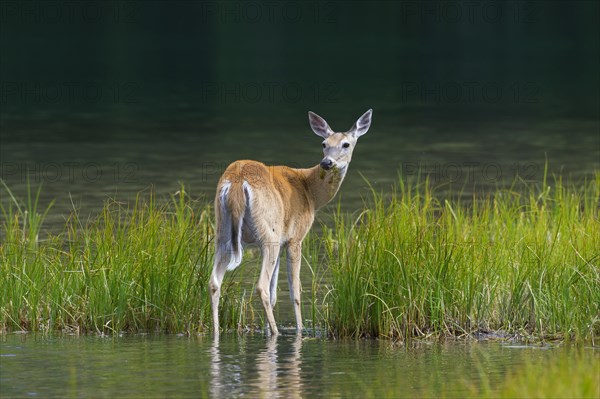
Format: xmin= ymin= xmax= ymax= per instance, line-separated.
xmin=1 ymin=333 xmax=595 ymax=398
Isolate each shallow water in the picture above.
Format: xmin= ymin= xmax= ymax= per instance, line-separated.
xmin=0 ymin=333 xmax=596 ymax=398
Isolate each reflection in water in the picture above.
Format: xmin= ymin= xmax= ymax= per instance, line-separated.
xmin=255 ymin=336 xmax=279 ymax=397
xmin=210 ymin=335 xmax=303 ymax=398
xmin=1 ymin=334 xmax=596 ymax=398
xmin=209 ymin=336 xmax=222 ymax=398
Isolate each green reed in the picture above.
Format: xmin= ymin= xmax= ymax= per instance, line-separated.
xmin=1 ymin=171 xmax=599 ymax=339
xmin=0 ymin=183 xmax=221 ymax=334
xmin=325 ymin=172 xmax=599 ymax=340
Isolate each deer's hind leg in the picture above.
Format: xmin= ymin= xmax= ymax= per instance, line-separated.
xmin=255 ymin=240 xmax=281 ymax=336
xmin=209 ymin=238 xmax=244 ymax=334
xmin=269 ymin=255 xmax=281 ymax=308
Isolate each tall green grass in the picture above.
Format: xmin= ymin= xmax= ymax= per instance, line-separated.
xmin=325 ymin=173 xmax=599 ymax=340
xmin=1 ymin=172 xmax=599 ymax=340
xmin=1 ymin=183 xmax=228 ymax=334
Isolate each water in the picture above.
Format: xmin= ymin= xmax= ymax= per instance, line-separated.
xmin=1 ymin=333 xmax=595 ymax=398
xmin=1 ymin=2 xmax=599 ymax=231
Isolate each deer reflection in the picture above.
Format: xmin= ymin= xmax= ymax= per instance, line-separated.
xmin=255 ymin=335 xmax=303 ymax=399
xmin=209 ymin=335 xmax=225 ymax=398
xmin=209 ymin=335 xmax=303 ymax=398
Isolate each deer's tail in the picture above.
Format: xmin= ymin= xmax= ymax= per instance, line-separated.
xmin=216 ymin=180 xmax=250 ymax=271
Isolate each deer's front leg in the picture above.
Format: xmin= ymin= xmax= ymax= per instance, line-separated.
xmin=287 ymin=242 xmax=303 ymax=334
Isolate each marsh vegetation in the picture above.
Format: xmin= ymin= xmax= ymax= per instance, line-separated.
xmin=1 ymin=172 xmax=598 ymax=342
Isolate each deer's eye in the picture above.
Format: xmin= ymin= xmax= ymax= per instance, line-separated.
xmin=322 ymin=143 xmax=326 ymax=148
xmin=342 ymin=142 xmax=350 ymax=148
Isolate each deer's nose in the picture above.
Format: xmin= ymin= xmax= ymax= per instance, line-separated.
xmin=320 ymin=158 xmax=334 ymax=170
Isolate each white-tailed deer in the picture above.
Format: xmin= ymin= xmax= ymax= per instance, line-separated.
xmin=209 ymin=109 xmax=373 ymax=335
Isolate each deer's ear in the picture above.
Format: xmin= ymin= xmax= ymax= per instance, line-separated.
xmin=309 ymin=111 xmax=333 ymax=138
xmin=351 ymin=109 xmax=373 ymax=138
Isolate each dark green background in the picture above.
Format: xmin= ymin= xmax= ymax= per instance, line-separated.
xmin=1 ymin=1 xmax=598 ymax=223
xmin=2 ymin=1 xmax=598 ymax=138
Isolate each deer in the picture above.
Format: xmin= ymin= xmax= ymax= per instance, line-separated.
xmin=208 ymin=109 xmax=373 ymax=336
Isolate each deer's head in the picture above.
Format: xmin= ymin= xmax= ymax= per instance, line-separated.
xmin=308 ymin=109 xmax=372 ymax=171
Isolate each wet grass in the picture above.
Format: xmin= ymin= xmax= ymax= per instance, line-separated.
xmin=1 ymin=171 xmax=599 ymax=340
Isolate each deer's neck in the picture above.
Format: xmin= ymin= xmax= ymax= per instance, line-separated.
xmin=302 ymin=164 xmax=348 ymax=210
